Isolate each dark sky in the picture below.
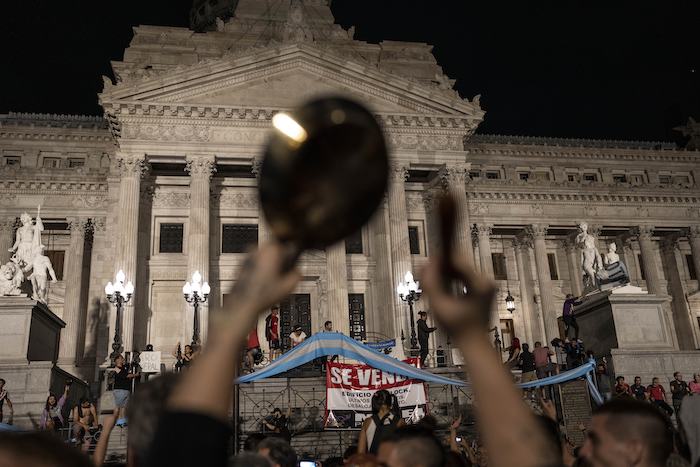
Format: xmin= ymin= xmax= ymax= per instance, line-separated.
xmin=1 ymin=0 xmax=698 ymax=143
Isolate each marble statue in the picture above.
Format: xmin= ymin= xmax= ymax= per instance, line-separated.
xmin=0 ymin=262 xmax=24 ymax=296
xmin=597 ymin=242 xmax=630 ymax=290
xmin=575 ymin=222 xmax=603 ymax=290
xmin=24 ymin=246 xmax=57 ymax=304
xmin=8 ymin=207 xmax=44 ymax=268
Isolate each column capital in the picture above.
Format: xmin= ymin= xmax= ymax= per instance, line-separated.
xmin=687 ymin=225 xmax=700 ymax=240
xmin=0 ymin=218 xmax=18 ymax=232
xmin=66 ymin=217 xmax=92 ymax=237
xmin=473 ymin=224 xmax=493 ymax=238
xmin=91 ymin=217 xmax=107 ymax=234
xmin=660 ymin=235 xmax=680 ymax=254
xmin=633 ymin=225 xmax=656 ymax=241
xmin=251 ymin=157 xmax=263 ymax=180
xmin=561 ymin=237 xmax=576 ymax=253
xmin=513 ymin=234 xmax=533 ymax=251
xmin=117 ymin=154 xmax=148 ymax=178
xmin=439 ymin=163 xmax=470 ymax=186
xmin=527 ymin=224 xmax=549 ymax=239
xmin=389 ymin=163 xmax=409 ymax=182
xmin=185 ymin=155 xmax=217 ymax=179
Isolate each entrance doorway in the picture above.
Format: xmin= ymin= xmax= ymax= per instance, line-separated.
xmin=280 ymin=294 xmax=311 ymax=351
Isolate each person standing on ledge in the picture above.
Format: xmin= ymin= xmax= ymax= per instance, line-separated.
xmin=562 ymin=293 xmax=583 ymax=340
xmin=417 ymin=311 xmax=436 ymax=367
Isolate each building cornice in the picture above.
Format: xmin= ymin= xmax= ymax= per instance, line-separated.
xmin=467 ymin=144 xmax=700 ymax=163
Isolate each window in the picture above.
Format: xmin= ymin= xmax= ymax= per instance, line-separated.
xmin=659 ymin=175 xmax=671 ymax=184
xmin=3 ymin=156 xmax=20 ymax=166
xmin=348 ymin=294 xmax=367 ymax=341
xmin=518 ymin=172 xmax=530 ymax=181
xmin=408 ymin=226 xmax=421 ymax=255
xmin=68 ymin=158 xmax=85 ymax=168
xmin=547 ymin=253 xmax=559 ymax=280
xmin=687 ymin=255 xmax=697 ymax=280
xmin=638 ymin=254 xmax=646 ymax=280
xmin=45 ymin=250 xmax=65 ymax=280
xmin=612 ymin=174 xmax=627 ymax=183
xmin=222 ymin=224 xmax=258 ymax=253
xmin=43 ymin=157 xmax=62 ymax=169
xmin=630 ymin=174 xmax=644 ymax=185
xmin=583 ymin=173 xmax=598 ymax=182
xmin=345 ymin=229 xmax=363 ymax=255
xmin=159 ymin=223 xmax=184 ymax=253
xmin=492 ymin=253 xmax=507 ymax=280
xmin=567 ymin=174 xmax=577 ymax=182
xmin=485 ymin=171 xmax=500 ymax=180
xmin=469 ymin=170 xmax=481 ymax=179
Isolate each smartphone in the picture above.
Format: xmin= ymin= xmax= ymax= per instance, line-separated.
xmin=299 ymin=461 xmax=317 ymax=467
xmin=455 ymin=436 xmax=462 ymax=443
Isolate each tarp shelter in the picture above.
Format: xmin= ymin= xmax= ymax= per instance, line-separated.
xmin=236 ymin=333 xmax=604 ymax=403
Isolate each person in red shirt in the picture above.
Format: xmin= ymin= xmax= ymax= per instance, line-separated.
xmin=647 ymin=377 xmax=673 ymax=417
xmin=614 ymin=376 xmax=632 ymax=398
xmin=244 ymin=327 xmax=261 ymax=373
xmin=265 ymin=306 xmax=281 ymax=361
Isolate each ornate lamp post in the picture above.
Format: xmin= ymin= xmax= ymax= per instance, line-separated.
xmin=183 ymin=271 xmax=210 ymax=348
xmin=105 ymin=269 xmax=134 ymax=366
xmin=396 ymin=271 xmax=422 ymax=351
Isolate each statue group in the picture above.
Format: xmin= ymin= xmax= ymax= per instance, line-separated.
xmin=576 ymin=222 xmax=630 ymax=294
xmin=0 ymin=207 xmax=57 ymax=303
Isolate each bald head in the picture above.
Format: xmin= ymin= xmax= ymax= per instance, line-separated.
xmin=580 ymin=398 xmax=672 ymax=467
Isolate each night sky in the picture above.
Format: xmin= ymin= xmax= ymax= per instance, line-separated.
xmin=1 ymin=0 xmax=698 ymax=143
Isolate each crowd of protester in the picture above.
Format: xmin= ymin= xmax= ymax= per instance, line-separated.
xmin=1 ymin=242 xmax=700 ymax=467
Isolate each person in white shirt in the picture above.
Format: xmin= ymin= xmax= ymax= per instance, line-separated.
xmin=289 ymin=326 xmax=307 ymax=348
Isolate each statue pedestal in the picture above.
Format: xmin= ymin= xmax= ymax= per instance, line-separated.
xmin=0 ymin=297 xmax=65 ymax=363
xmin=574 ymin=287 xmax=700 ymax=382
xmin=574 ymin=286 xmax=674 ymax=358
xmin=0 ymin=297 xmax=76 ymax=429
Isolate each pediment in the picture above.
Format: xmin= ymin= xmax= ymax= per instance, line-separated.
xmin=103 ymin=44 xmax=482 ymax=117
xmin=177 ymin=67 xmax=416 ymax=113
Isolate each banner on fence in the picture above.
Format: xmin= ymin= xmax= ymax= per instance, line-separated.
xmin=325 ymin=358 xmax=427 ymax=429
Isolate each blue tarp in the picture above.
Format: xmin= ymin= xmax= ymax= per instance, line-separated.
xmin=237 ymin=333 xmax=602 ymax=404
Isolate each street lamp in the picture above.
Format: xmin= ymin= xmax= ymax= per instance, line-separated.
xmin=183 ymin=271 xmax=210 ymax=348
xmin=396 ymin=271 xmax=422 ymax=352
xmin=105 ymin=269 xmax=134 ymax=366
xmin=505 ymin=289 xmax=516 ymax=313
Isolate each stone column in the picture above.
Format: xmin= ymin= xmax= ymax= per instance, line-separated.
xmin=661 ymin=237 xmax=698 ymax=350
xmin=528 ymin=224 xmax=558 ymax=343
xmin=688 ymin=225 xmax=700 ymax=284
xmin=387 ymin=163 xmax=413 ymax=341
xmin=513 ymin=236 xmax=535 ymax=345
xmin=185 ymin=156 xmax=216 ymax=345
xmin=634 ymin=226 xmax=663 ymax=295
xmin=474 ymin=224 xmax=496 ymax=330
xmin=252 ymin=158 xmax=270 ymax=244
xmin=114 ymin=154 xmax=146 ymax=355
xmin=58 ymin=217 xmax=91 ymax=366
xmin=562 ymin=238 xmax=583 ymax=296
xmin=0 ymin=218 xmax=17 ymax=265
xmin=369 ymin=198 xmax=395 ymax=338
xmin=326 ymin=242 xmax=350 ymax=335
xmin=474 ymin=224 xmax=494 ymax=278
xmin=440 ymin=164 xmax=475 ymax=267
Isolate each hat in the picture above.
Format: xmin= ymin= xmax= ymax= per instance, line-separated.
xmin=418 ymin=311 xmax=427 ymax=316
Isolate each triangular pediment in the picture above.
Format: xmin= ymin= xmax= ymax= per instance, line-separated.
xmin=102 ymin=43 xmax=482 ymax=117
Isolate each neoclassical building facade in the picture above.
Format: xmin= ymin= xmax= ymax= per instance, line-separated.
xmin=1 ymin=0 xmax=700 ymax=385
